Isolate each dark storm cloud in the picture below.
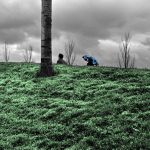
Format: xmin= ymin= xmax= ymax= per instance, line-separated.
xmin=1 ymin=0 xmax=150 ymax=45
xmin=0 ymin=0 xmax=40 ymax=44
xmin=53 ymin=0 xmax=150 ymax=40
xmin=53 ymin=0 xmax=125 ymax=39
xmin=1 ymin=0 xmax=150 ymax=43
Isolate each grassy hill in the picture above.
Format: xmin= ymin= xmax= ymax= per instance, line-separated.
xmin=0 ymin=63 xmax=149 ymax=150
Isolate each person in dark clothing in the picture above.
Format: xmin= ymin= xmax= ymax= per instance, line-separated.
xmin=57 ymin=53 xmax=67 ymax=64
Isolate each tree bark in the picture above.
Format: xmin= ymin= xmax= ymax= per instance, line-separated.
xmin=38 ymin=0 xmax=53 ymax=77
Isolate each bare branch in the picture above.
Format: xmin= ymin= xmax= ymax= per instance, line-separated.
xmin=117 ymin=32 xmax=135 ymax=69
xmin=4 ymin=42 xmax=10 ymax=63
xmin=118 ymin=53 xmax=122 ymax=68
xmin=23 ymin=45 xmax=33 ymax=63
xmin=130 ymin=56 xmax=136 ymax=68
xmin=65 ymin=40 xmax=76 ymax=65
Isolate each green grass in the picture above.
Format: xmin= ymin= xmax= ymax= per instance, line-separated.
xmin=0 ymin=63 xmax=150 ymax=150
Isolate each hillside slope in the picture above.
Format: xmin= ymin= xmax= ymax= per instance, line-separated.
xmin=0 ymin=63 xmax=150 ymax=149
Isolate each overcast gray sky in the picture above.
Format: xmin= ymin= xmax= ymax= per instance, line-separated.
xmin=0 ymin=0 xmax=150 ymax=68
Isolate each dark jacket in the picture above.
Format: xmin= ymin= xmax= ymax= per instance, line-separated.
xmin=57 ymin=59 xmax=67 ymax=64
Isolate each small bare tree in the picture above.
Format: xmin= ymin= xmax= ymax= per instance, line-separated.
xmin=118 ymin=33 xmax=135 ymax=68
xmin=65 ymin=40 xmax=76 ymax=65
xmin=23 ymin=45 xmax=33 ymax=63
xmin=4 ymin=42 xmax=10 ymax=63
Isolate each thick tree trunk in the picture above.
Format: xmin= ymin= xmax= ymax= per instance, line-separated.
xmin=38 ymin=0 xmax=53 ymax=77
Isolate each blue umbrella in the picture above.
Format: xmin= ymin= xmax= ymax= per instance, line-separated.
xmin=82 ymin=55 xmax=99 ymax=66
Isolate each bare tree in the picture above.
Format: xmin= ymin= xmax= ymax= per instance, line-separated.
xmin=65 ymin=40 xmax=76 ymax=65
xmin=118 ymin=33 xmax=135 ymax=68
xmin=4 ymin=42 xmax=10 ymax=63
xmin=23 ymin=45 xmax=33 ymax=63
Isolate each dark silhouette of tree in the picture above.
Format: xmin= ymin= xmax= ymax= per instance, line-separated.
xmin=118 ymin=33 xmax=135 ymax=69
xmin=65 ymin=40 xmax=76 ymax=65
xmin=23 ymin=45 xmax=33 ymax=63
xmin=38 ymin=0 xmax=53 ymax=77
xmin=4 ymin=41 xmax=10 ymax=63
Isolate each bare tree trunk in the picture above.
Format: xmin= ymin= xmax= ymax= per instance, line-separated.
xmin=118 ymin=33 xmax=135 ymax=69
xmin=23 ymin=45 xmax=33 ymax=63
xmin=4 ymin=42 xmax=10 ymax=63
xmin=65 ymin=40 xmax=76 ymax=65
xmin=38 ymin=0 xmax=53 ymax=77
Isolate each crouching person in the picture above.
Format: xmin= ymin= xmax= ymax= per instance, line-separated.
xmin=82 ymin=55 xmax=99 ymax=66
